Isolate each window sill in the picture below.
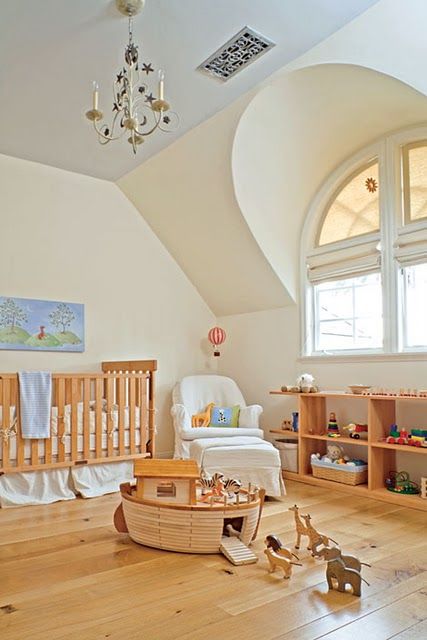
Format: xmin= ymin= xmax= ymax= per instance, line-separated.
xmin=299 ymin=351 xmax=427 ymax=363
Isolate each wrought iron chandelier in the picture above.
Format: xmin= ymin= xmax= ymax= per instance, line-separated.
xmin=85 ymin=0 xmax=177 ymax=154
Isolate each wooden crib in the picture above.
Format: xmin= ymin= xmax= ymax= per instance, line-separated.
xmin=0 ymin=360 xmax=156 ymax=475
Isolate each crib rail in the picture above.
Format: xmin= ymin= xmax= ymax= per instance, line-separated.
xmin=0 ymin=360 xmax=157 ymax=474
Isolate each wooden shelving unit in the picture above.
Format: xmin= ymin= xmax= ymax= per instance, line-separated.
xmin=270 ymin=390 xmax=427 ymax=512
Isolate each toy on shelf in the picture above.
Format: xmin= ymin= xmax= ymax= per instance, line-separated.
xmin=319 ymin=547 xmax=370 ymax=597
xmin=264 ymin=535 xmax=302 ymax=579
xmin=347 ymin=423 xmax=368 ymax=440
xmin=292 ymin=412 xmax=299 ymax=432
xmin=191 ymin=402 xmax=214 ymax=427
xmin=281 ymin=373 xmax=318 ymax=394
xmin=301 ymin=514 xmax=338 ymax=558
xmin=288 ymin=504 xmax=310 ymax=550
xmin=355 ymin=387 xmax=427 ymax=397
xmin=311 ymin=443 xmax=368 ymax=486
xmin=421 ymin=477 xmax=427 ymax=499
xmin=324 ymin=442 xmax=347 ymax=463
xmin=281 ymin=419 xmax=292 ymax=431
xmin=385 ymin=425 xmax=427 ymax=447
xmin=385 ymin=470 xmax=420 ymax=495
xmin=327 ymin=412 xmax=340 ymax=436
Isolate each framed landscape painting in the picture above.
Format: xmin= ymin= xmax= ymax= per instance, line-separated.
xmin=0 ymin=296 xmax=84 ymax=352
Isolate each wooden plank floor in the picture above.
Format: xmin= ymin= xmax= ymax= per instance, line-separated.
xmin=0 ymin=481 xmax=426 ymax=640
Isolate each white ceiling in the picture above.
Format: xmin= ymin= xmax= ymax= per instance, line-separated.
xmin=0 ymin=0 xmax=378 ymax=180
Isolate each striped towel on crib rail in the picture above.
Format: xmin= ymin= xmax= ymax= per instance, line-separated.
xmin=18 ymin=371 xmax=52 ymax=439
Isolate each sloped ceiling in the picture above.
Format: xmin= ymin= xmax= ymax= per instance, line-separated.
xmin=119 ymin=63 xmax=427 ymax=316
xmin=0 ymin=0 xmax=378 ymax=180
xmin=118 ymin=96 xmax=292 ymax=316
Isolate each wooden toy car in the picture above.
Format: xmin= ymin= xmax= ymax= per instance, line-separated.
xmin=348 ymin=424 xmax=368 ymax=440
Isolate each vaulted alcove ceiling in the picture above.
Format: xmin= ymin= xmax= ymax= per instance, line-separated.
xmin=119 ymin=64 xmax=427 ymax=315
xmin=0 ymin=0 xmax=378 ymax=180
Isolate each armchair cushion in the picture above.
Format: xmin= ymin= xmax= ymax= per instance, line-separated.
xmin=209 ymin=405 xmax=240 ymax=428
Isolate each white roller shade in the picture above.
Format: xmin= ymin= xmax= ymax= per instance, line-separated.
xmin=307 ymin=241 xmax=380 ymax=283
xmin=395 ymin=227 xmax=427 ymax=267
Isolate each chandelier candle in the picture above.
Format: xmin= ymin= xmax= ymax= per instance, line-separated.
xmin=92 ymin=82 xmax=99 ymax=111
xmin=85 ymin=0 xmax=178 ymax=154
xmin=158 ymin=70 xmax=165 ymax=101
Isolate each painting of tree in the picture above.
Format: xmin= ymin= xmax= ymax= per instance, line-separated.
xmin=0 ymin=298 xmax=27 ymax=333
xmin=49 ymin=303 xmax=75 ymax=334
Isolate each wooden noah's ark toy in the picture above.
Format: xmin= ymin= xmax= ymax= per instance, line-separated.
xmin=114 ymin=459 xmax=265 ymax=565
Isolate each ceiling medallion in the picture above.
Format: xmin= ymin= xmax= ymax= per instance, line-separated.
xmin=85 ymin=0 xmax=178 ymax=154
xmin=365 ymin=177 xmax=378 ymax=193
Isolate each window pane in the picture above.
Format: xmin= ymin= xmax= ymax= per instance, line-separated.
xmin=403 ymin=143 xmax=427 ymax=222
xmin=403 ymin=263 xmax=427 ymax=347
xmin=318 ymin=162 xmax=380 ymax=246
xmin=315 ymin=273 xmax=382 ymax=351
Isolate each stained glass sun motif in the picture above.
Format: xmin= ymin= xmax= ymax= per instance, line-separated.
xmin=318 ymin=162 xmax=380 ymax=246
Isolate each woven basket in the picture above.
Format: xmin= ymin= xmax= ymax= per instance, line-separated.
xmin=311 ymin=459 xmax=368 ymax=486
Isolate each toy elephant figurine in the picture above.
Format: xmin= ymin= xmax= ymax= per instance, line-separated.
xmin=321 ymin=548 xmax=369 ymax=597
xmin=318 ymin=546 xmax=371 ymax=572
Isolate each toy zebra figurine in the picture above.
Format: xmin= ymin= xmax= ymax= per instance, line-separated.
xmin=199 ymin=472 xmax=224 ymax=495
xmin=222 ymin=477 xmax=242 ymax=496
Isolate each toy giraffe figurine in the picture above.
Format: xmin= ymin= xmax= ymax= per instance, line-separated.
xmin=301 ymin=514 xmax=338 ymax=557
xmin=191 ymin=403 xmax=214 ymax=428
xmin=288 ymin=504 xmax=310 ymax=550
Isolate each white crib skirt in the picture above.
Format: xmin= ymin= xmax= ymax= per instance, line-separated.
xmin=0 ymin=468 xmax=75 ymax=507
xmin=71 ymin=460 xmax=133 ymax=498
xmin=0 ymin=460 xmax=134 ymax=507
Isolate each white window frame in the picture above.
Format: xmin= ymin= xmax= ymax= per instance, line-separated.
xmin=300 ymin=125 xmax=427 ymax=359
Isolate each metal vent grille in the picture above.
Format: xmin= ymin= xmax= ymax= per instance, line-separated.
xmin=198 ymin=27 xmax=275 ymax=82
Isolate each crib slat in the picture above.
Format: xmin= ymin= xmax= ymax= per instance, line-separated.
xmin=14 ymin=377 xmax=24 ymax=467
xmin=57 ymin=377 xmax=66 ymax=462
xmin=71 ymin=378 xmax=79 ymax=461
xmin=44 ymin=382 xmax=52 ymax=465
xmin=83 ymin=378 xmax=90 ymax=459
xmin=2 ymin=378 xmax=10 ymax=469
xmin=140 ymin=373 xmax=148 ymax=455
xmin=128 ymin=376 xmax=136 ymax=455
xmin=31 ymin=438 xmax=38 ymax=466
xmin=105 ymin=376 xmax=114 ymax=457
xmin=117 ymin=377 xmax=125 ymax=456
xmin=95 ymin=378 xmax=103 ymax=458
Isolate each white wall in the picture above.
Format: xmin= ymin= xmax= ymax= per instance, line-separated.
xmin=0 ymin=154 xmax=216 ymax=456
xmin=218 ymin=306 xmax=427 ymax=482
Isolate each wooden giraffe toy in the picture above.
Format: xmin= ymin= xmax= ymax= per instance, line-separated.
xmin=191 ymin=403 xmax=214 ymax=428
xmin=288 ymin=504 xmax=310 ymax=550
xmin=301 ymin=514 xmax=338 ymax=557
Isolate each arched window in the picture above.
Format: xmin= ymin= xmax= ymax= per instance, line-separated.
xmin=302 ymin=126 xmax=427 ymax=356
xmin=318 ymin=160 xmax=380 ymax=246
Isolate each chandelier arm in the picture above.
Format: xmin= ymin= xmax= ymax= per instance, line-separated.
xmin=135 ymin=113 xmax=163 ymax=136
xmin=92 ymin=120 xmax=126 ymax=142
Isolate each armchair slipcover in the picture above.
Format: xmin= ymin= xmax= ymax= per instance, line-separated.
xmin=171 ymin=375 xmax=264 ymax=458
xmin=171 ymin=375 xmax=285 ymax=496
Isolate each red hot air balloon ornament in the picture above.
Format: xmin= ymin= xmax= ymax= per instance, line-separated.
xmin=208 ymin=327 xmax=226 ymax=357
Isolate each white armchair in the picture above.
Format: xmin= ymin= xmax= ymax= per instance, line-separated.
xmin=171 ymin=375 xmax=285 ymax=497
xmin=171 ymin=375 xmax=264 ymax=458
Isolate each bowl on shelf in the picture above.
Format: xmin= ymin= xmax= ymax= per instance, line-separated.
xmin=348 ymin=385 xmax=371 ymax=395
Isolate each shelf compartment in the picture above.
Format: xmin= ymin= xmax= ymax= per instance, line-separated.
xmin=301 ymin=434 xmax=368 ymax=447
xmin=372 ymin=442 xmax=427 ymax=454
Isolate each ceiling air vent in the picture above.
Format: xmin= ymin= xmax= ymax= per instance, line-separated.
xmin=198 ymin=27 xmax=275 ymax=82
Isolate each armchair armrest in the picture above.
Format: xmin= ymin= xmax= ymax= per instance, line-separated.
xmin=171 ymin=403 xmax=192 ymax=436
xmin=239 ymin=404 xmax=263 ymax=428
